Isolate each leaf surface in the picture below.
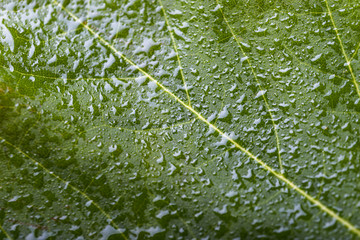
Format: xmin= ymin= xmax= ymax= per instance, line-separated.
xmin=1 ymin=0 xmax=360 ymax=239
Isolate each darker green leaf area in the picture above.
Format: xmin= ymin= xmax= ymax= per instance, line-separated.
xmin=1 ymin=0 xmax=360 ymax=239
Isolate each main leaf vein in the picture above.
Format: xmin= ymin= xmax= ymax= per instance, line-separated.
xmin=52 ymin=0 xmax=360 ymax=236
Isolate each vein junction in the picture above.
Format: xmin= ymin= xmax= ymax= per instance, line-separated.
xmin=47 ymin=0 xmax=360 ymax=236
xmin=324 ymin=0 xmax=360 ymax=99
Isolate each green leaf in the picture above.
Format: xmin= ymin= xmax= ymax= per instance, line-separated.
xmin=1 ymin=0 xmax=360 ymax=239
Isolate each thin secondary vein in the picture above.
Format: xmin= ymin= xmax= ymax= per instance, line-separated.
xmin=324 ymin=0 xmax=360 ymax=99
xmin=158 ymin=0 xmax=192 ymax=107
xmin=53 ymin=0 xmax=360 ymax=236
xmin=0 ymin=224 xmax=12 ymax=240
xmin=0 ymin=65 xmax=134 ymax=81
xmin=349 ymin=41 xmax=360 ymax=63
xmin=215 ymin=0 xmax=283 ymax=173
xmin=0 ymin=137 xmax=127 ymax=240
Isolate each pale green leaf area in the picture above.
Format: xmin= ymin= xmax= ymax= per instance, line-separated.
xmin=1 ymin=0 xmax=360 ymax=239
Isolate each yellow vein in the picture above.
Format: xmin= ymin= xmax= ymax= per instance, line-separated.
xmin=0 ymin=136 xmax=127 ymax=240
xmin=158 ymin=0 xmax=192 ymax=107
xmin=0 ymin=106 xmax=15 ymax=109
xmin=324 ymin=0 xmax=360 ymax=99
xmin=350 ymin=41 xmax=360 ymax=63
xmin=53 ymin=0 xmax=360 ymax=236
xmin=0 ymin=224 xmax=12 ymax=240
xmin=215 ymin=0 xmax=283 ymax=173
xmin=0 ymin=65 xmax=134 ymax=82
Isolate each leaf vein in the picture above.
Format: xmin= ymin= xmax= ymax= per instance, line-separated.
xmin=324 ymin=0 xmax=360 ymax=99
xmin=158 ymin=0 xmax=192 ymax=107
xmin=52 ymin=0 xmax=360 ymax=236
xmin=0 ymin=136 xmax=127 ymax=239
xmin=215 ymin=0 xmax=283 ymax=173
